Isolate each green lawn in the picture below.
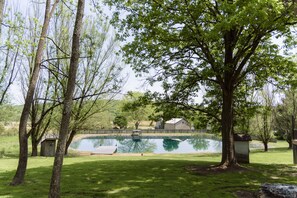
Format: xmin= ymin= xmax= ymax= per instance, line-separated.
xmin=0 ymin=136 xmax=296 ymax=198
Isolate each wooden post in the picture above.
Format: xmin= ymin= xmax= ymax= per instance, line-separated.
xmin=293 ymin=129 xmax=297 ymax=164
xmin=291 ymin=116 xmax=297 ymax=164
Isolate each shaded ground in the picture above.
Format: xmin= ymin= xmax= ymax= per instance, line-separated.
xmin=186 ymin=164 xmax=259 ymax=197
xmin=0 ymin=136 xmax=296 ymax=197
xmin=234 ymin=190 xmax=258 ymax=198
xmin=185 ymin=164 xmax=249 ymax=176
xmin=185 ymin=163 xmax=297 ymax=198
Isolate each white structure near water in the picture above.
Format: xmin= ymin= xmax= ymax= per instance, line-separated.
xmin=164 ymin=118 xmax=191 ymax=130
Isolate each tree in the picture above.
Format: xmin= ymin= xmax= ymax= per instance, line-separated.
xmin=113 ymin=115 xmax=127 ymax=129
xmin=19 ymin=3 xmax=63 ymax=157
xmin=49 ymin=0 xmax=84 ymax=196
xmin=233 ymin=79 xmax=259 ymax=134
xmin=250 ymin=86 xmax=274 ymax=152
xmin=11 ymin=0 xmax=59 ymax=186
xmin=137 ymin=92 xmax=198 ymax=129
xmin=64 ymin=16 xmax=124 ymax=155
xmin=152 ymin=102 xmax=194 ymax=127
xmin=274 ymin=87 xmax=297 ymax=149
xmin=106 ymin=0 xmax=297 ymax=167
xmin=192 ymin=112 xmax=209 ymax=130
xmin=29 ymin=69 xmax=58 ymax=156
xmin=122 ymin=91 xmax=153 ymax=129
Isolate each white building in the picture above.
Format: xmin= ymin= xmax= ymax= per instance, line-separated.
xmin=164 ymin=118 xmax=191 ymax=130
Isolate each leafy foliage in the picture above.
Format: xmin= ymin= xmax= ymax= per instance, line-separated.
xmin=121 ymin=91 xmax=153 ymax=129
xmin=105 ymin=0 xmax=297 ymax=165
xmin=113 ymin=115 xmax=127 ymax=129
xmin=273 ymin=87 xmax=297 ymax=148
xmin=250 ymin=86 xmax=275 ymax=151
xmin=0 ymin=105 xmax=22 ymax=123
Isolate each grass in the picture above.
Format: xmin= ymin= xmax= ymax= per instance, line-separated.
xmin=0 ymin=136 xmax=19 ymax=158
xmin=0 ymin=136 xmax=296 ymax=198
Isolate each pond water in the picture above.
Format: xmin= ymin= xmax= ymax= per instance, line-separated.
xmin=70 ymin=135 xmax=222 ymax=154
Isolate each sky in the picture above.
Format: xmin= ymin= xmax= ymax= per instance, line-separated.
xmin=6 ymin=0 xmax=162 ymax=104
xmin=5 ymin=0 xmax=295 ymax=105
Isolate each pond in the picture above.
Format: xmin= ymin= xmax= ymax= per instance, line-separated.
xmin=70 ymin=135 xmax=222 ymax=154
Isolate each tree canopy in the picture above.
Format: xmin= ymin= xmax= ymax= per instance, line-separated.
xmin=113 ymin=115 xmax=128 ymax=129
xmin=105 ymin=0 xmax=297 ymax=167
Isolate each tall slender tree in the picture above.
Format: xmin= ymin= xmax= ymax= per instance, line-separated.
xmin=64 ymin=17 xmax=124 ymax=154
xmin=11 ymin=0 xmax=59 ymax=186
xmin=27 ymin=1 xmax=73 ymax=156
xmin=49 ymin=0 xmax=85 ymax=196
xmin=274 ymin=87 xmax=297 ymax=149
xmin=251 ymin=86 xmax=275 ymax=151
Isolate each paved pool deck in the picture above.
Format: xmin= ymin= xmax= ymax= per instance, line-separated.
xmin=73 ymin=132 xmax=204 ymax=141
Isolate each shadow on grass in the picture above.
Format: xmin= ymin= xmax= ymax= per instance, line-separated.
xmin=0 ymin=159 xmax=296 ymax=198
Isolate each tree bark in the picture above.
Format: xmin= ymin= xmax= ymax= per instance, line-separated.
xmin=220 ymin=29 xmax=237 ymax=168
xmin=31 ymin=136 xmax=38 ymax=156
xmin=10 ymin=0 xmax=59 ymax=186
xmin=264 ymin=142 xmax=268 ymax=152
xmin=65 ymin=129 xmax=76 ymax=155
xmin=30 ymin=105 xmax=38 ymax=157
xmin=49 ymin=0 xmax=84 ymax=197
xmin=0 ymin=0 xmax=5 ymax=35
xmin=220 ymin=87 xmax=237 ymax=167
xmin=65 ymin=92 xmax=84 ymax=155
xmin=288 ymin=140 xmax=293 ymax=149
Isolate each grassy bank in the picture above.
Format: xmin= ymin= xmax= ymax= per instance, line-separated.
xmin=0 ymin=136 xmax=296 ymax=197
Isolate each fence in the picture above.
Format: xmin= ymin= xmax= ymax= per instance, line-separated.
xmin=78 ymin=129 xmax=207 ymax=134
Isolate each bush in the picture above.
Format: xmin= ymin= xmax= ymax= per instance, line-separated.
xmin=113 ymin=115 xmax=128 ymax=129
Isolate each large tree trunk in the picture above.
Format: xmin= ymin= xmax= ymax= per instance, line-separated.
xmin=10 ymin=0 xmax=59 ymax=186
xmin=220 ymin=29 xmax=237 ymax=168
xmin=49 ymin=0 xmax=84 ymax=197
xmin=220 ymin=87 xmax=237 ymax=167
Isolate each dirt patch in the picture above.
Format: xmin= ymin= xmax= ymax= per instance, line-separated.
xmin=234 ymin=190 xmax=258 ymax=198
xmin=185 ymin=164 xmax=249 ymax=176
